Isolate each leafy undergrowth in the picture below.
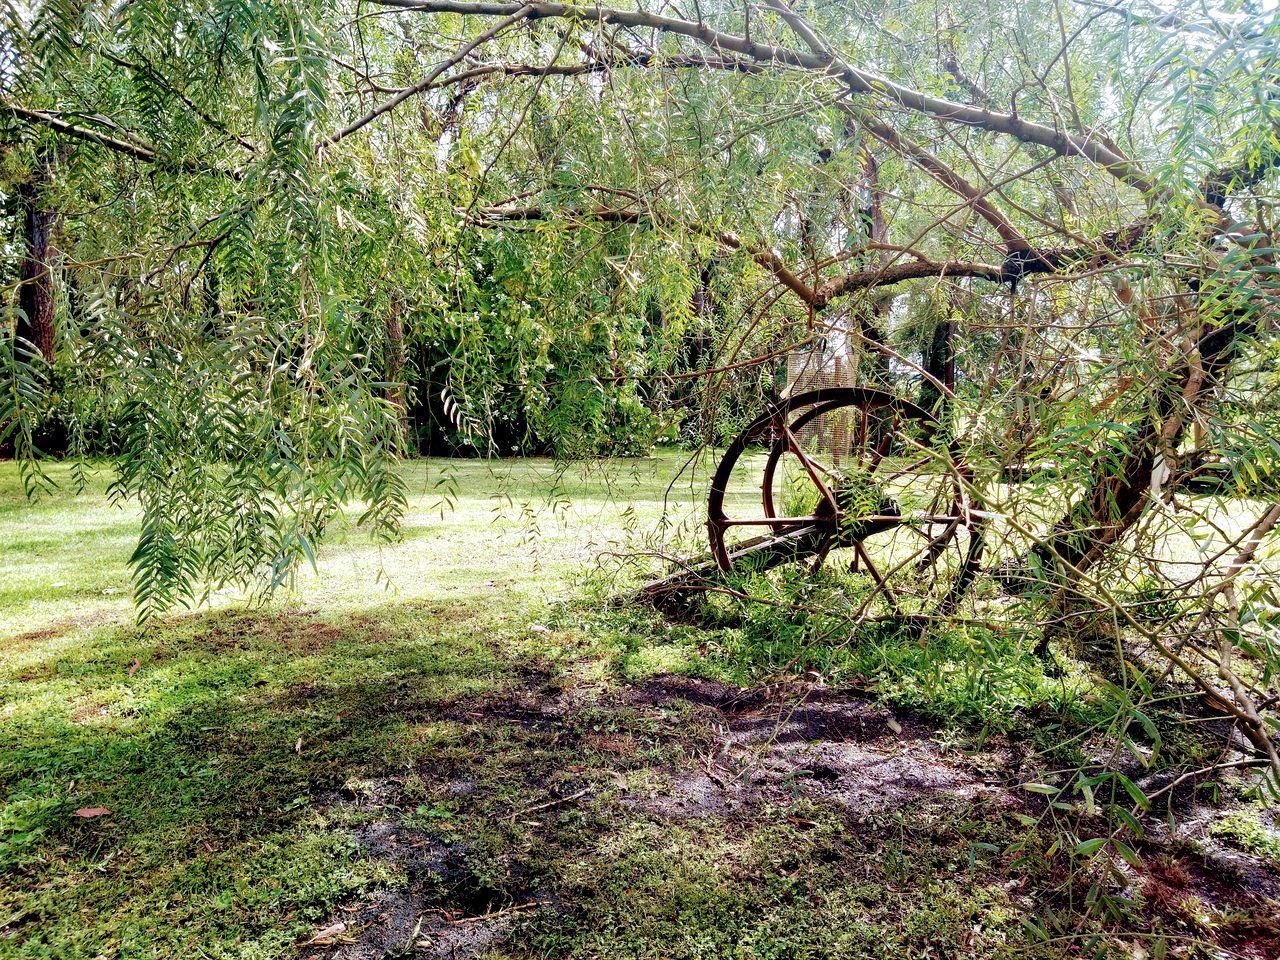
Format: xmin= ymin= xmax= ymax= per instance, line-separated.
xmin=3 ymin=458 xmax=1279 ymax=958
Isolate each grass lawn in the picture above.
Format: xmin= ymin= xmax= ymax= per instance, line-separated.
xmin=2 ymin=454 xmax=1278 ymax=959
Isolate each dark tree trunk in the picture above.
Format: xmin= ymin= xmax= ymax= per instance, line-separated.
xmin=855 ymin=304 xmax=890 ymax=382
xmin=691 ymin=263 xmax=715 ymax=326
xmin=856 ymin=148 xmax=887 ymax=248
xmin=689 ymin=261 xmax=716 ymax=368
xmin=1038 ymin=436 xmax=1161 ymax=575
xmin=1031 ymin=302 xmax=1243 ymax=581
xmin=848 ymin=148 xmax=891 ymax=384
xmin=674 ymin=261 xmax=720 ymax=437
xmin=15 ymin=150 xmax=63 ymax=363
xmin=384 ymin=294 xmax=410 ymax=450
xmin=918 ymin=318 xmax=954 ymax=413
xmin=202 ymin=263 xmax=222 ymax=331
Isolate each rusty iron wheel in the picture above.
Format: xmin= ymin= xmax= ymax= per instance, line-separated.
xmin=705 ymin=388 xmax=984 ymax=616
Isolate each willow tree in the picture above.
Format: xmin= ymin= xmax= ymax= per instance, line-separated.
xmin=5 ymin=1 xmax=1280 ymax=760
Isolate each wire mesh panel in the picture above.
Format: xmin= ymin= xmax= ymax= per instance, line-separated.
xmin=784 ymin=345 xmax=859 ymax=465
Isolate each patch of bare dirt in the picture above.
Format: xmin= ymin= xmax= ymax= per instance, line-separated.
xmin=312 ymin=882 xmax=542 ymax=960
xmin=6 ymin=609 xmax=118 ymax=652
xmin=1142 ymin=804 xmax=1280 ymax=905
xmin=349 ymin=823 xmax=460 ymax=876
xmin=617 ymin=678 xmax=996 ymax=819
xmin=301 ymin=816 xmax=549 ymax=960
xmin=303 ymin=671 xmax=1280 ymax=960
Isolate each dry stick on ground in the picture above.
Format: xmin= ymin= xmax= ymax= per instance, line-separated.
xmin=1143 ymin=758 xmax=1272 ymax=805
xmin=426 ymin=901 xmax=545 ymax=925
xmin=505 ymin=786 xmax=592 ymax=822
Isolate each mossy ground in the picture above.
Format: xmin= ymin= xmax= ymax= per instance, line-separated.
xmin=2 ymin=456 xmax=1278 ymax=959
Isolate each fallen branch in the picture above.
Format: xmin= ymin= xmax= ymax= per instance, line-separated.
xmin=426 ymin=900 xmax=545 ymax=924
xmin=505 ymin=785 xmax=592 ymax=822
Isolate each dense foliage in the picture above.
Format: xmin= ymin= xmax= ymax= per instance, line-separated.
xmin=6 ymin=0 xmax=1280 ymax=779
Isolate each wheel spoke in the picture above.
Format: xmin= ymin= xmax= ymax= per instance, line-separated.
xmin=810 ymin=533 xmax=834 ymax=573
xmin=720 ymin=515 xmax=824 ymax=527
xmin=782 ymin=423 xmax=837 ymax=478
xmin=781 ymin=423 xmax=840 ymax=513
xmin=853 ymin=541 xmax=903 ymax=616
xmin=705 ymin=387 xmax=980 ymax=616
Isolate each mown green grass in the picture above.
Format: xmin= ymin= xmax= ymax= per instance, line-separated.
xmin=0 ymin=455 xmax=1251 ymax=959
xmin=0 ymin=454 xmax=711 ymax=634
xmin=0 ymin=457 xmax=704 ymax=957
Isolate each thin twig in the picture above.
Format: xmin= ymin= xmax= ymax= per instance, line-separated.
xmin=505 ymin=786 xmax=592 ymax=822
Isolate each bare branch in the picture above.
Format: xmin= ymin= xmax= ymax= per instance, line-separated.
xmin=323 ymin=3 xmax=538 ymax=147
xmin=370 ymin=0 xmax=1156 ymax=194
xmin=4 ymin=102 xmax=238 ymax=177
xmin=856 ymin=113 xmax=1032 ymax=253
xmin=469 ymin=203 xmax=1005 ymax=304
xmin=6 ymin=103 xmax=163 ymax=165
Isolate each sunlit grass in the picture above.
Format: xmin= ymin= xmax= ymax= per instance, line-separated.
xmin=0 ymin=453 xmax=714 ymax=640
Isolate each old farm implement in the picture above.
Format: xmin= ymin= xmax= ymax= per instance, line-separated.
xmin=641 ymin=388 xmax=986 ymax=617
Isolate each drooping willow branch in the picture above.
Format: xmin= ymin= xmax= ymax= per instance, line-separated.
xmin=370 ymin=0 xmax=1156 ymax=194
xmin=3 ymin=103 xmax=240 ymax=178
xmin=467 ymin=201 xmax=982 ymax=300
xmin=856 ymin=113 xmax=1032 ymax=255
xmin=346 ymin=0 xmax=1255 ymax=293
xmin=4 ymin=104 xmax=168 ymax=167
xmin=464 ymin=202 xmax=1191 ymax=309
xmin=323 ymin=2 xmax=541 ymax=147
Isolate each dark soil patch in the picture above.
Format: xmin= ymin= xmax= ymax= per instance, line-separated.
xmin=628 ymin=674 xmax=771 ymax=713
xmin=349 ymin=823 xmax=462 ymax=878
xmin=6 ymin=609 xmax=117 ymax=654
xmin=1134 ymin=851 xmax=1280 ymax=958
xmin=303 ymin=815 xmax=547 ymax=960
xmin=305 ymin=674 xmax=1007 ymax=958
xmin=617 ymin=679 xmax=994 ymax=819
xmin=303 ymin=672 xmax=1280 ymax=960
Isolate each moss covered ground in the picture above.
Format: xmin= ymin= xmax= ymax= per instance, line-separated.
xmin=2 ymin=456 xmax=1278 ymax=959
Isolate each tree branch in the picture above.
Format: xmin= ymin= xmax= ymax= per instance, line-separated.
xmin=4 ymin=102 xmax=237 ymax=177
xmin=323 ymin=3 xmax=538 ymax=147
xmin=815 ymin=258 xmax=1003 ymax=303
xmin=5 ymin=103 xmax=163 ymax=165
xmin=371 ymin=0 xmax=1156 ymax=194
xmin=468 ymin=203 xmax=1005 ymax=304
xmin=857 ymin=112 xmax=1032 ymax=253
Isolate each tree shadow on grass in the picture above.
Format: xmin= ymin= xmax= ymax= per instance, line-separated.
xmin=1 ymin=601 xmax=529 ymax=958
xmin=6 ymin=605 xmax=1280 ymax=960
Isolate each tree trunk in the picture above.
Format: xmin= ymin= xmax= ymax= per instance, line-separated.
xmin=15 ymin=149 xmax=63 ymax=364
xmin=1033 ymin=304 xmax=1241 ymax=581
xmin=917 ymin=318 xmax=954 ymax=414
xmin=384 ymin=294 xmax=410 ymax=451
xmin=849 ymin=147 xmax=892 ymax=385
xmin=688 ymin=260 xmax=716 ymax=374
